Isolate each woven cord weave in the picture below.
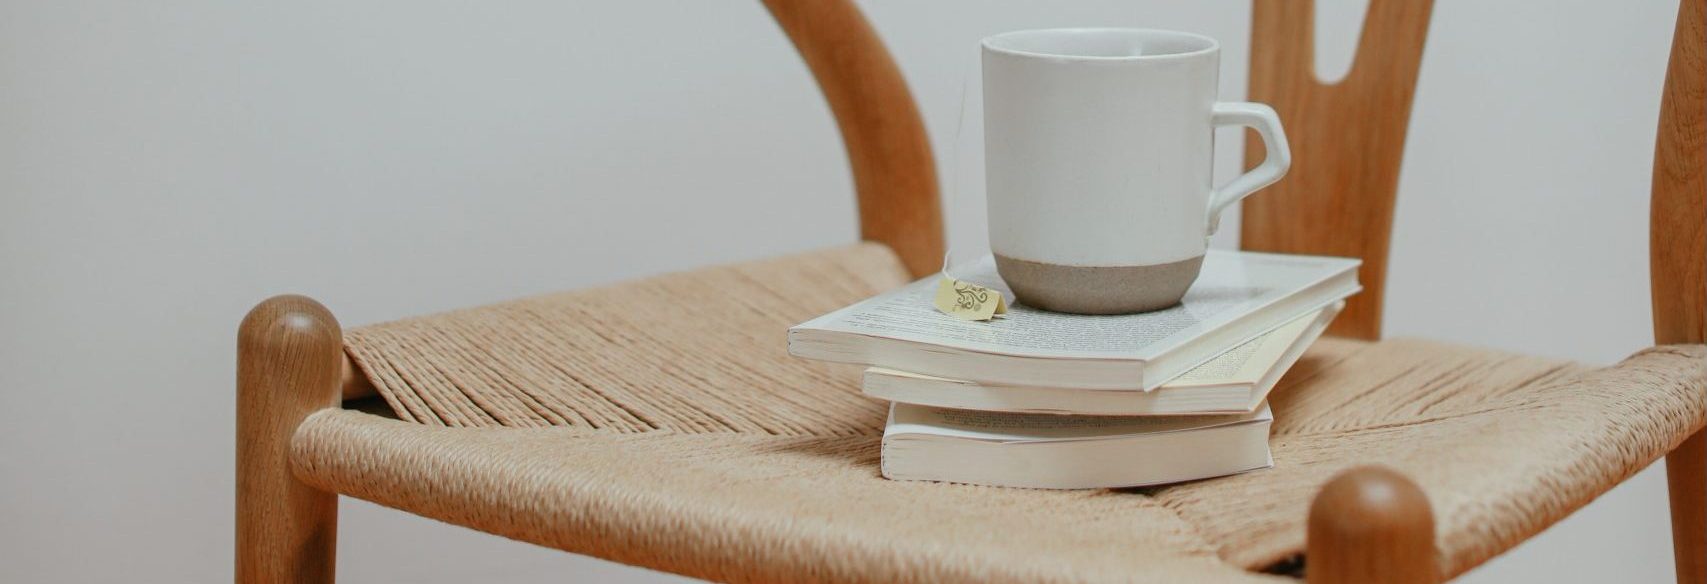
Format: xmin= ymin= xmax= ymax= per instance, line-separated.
xmin=346 ymin=243 xmax=907 ymax=433
xmin=327 ymin=244 xmax=1707 ymax=582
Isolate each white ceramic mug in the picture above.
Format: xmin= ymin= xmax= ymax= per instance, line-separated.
xmin=983 ymin=28 xmax=1290 ymax=314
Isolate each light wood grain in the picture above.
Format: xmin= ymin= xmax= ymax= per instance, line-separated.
xmin=1306 ymin=466 xmax=1438 ymax=584
xmin=1242 ymin=0 xmax=1435 ymax=340
xmin=1673 ymin=431 xmax=1707 ymax=584
xmin=341 ymin=356 xmax=376 ymax=402
xmin=761 ymin=0 xmax=944 ymax=278
xmin=237 ymin=295 xmax=343 ymax=583
xmin=1655 ymin=1 xmax=1707 ymax=582
xmin=1652 ymin=0 xmax=1706 ymax=347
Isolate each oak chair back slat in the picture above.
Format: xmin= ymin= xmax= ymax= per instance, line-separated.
xmin=1241 ymin=0 xmax=1436 ymax=340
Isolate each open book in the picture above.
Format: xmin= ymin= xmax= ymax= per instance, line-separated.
xmin=881 ymin=402 xmax=1274 ymax=489
xmin=863 ymin=302 xmax=1341 ymax=415
xmin=789 ymin=250 xmax=1359 ymax=390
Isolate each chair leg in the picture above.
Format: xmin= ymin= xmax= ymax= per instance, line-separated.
xmin=1307 ymin=466 xmax=1438 ymax=584
xmin=1671 ymin=429 xmax=1706 ymax=584
xmin=237 ymin=295 xmax=344 ymax=583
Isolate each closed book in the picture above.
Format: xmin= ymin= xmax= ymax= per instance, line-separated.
xmin=863 ymin=302 xmax=1341 ymax=415
xmin=880 ymin=402 xmax=1274 ymax=489
xmin=789 ymin=250 xmax=1359 ymax=390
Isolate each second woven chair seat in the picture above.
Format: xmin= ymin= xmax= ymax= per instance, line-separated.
xmin=297 ymin=244 xmax=1706 ymax=583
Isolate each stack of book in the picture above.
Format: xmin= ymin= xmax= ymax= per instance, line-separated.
xmin=787 ymin=250 xmax=1360 ymax=489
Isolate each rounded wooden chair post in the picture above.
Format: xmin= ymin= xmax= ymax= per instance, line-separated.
xmin=1307 ymin=466 xmax=1438 ymax=584
xmin=237 ymin=295 xmax=344 ymax=583
xmin=1652 ymin=0 xmax=1707 ymax=582
xmin=1670 ymin=431 xmax=1707 ymax=584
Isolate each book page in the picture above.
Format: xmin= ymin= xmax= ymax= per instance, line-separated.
xmin=886 ymin=402 xmax=1271 ymax=443
xmin=1168 ymin=309 xmax=1314 ymax=386
xmin=1168 ymin=328 xmax=1265 ymax=380
xmin=795 ymin=251 xmax=1358 ymax=360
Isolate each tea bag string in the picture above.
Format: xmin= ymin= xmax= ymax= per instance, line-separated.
xmin=940 ymin=49 xmax=975 ymax=282
xmin=928 ymin=53 xmax=1011 ymax=322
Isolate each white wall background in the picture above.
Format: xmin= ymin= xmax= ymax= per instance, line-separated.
xmin=0 ymin=0 xmax=1686 ymax=581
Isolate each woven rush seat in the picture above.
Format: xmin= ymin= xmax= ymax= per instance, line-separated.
xmin=296 ymin=244 xmax=1707 ymax=583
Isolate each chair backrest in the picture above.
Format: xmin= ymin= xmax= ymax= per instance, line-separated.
xmin=765 ymin=0 xmax=1703 ymax=344
xmin=1651 ymin=0 xmax=1705 ymax=346
xmin=1240 ymin=0 xmax=1433 ymax=340
xmin=762 ymin=0 xmax=944 ymax=278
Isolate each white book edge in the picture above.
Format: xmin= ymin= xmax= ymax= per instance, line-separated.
xmin=880 ymin=403 xmax=1275 ymax=489
xmin=863 ymin=301 xmax=1343 ymax=415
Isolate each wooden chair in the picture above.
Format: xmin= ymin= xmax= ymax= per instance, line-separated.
xmin=237 ymin=0 xmax=1705 ymax=582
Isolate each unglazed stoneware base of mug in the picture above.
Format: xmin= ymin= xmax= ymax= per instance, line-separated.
xmin=994 ymin=254 xmax=1205 ymax=315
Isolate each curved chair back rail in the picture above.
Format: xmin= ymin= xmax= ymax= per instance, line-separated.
xmin=762 ymin=0 xmax=944 ymax=278
xmin=1652 ymin=0 xmax=1707 ymax=348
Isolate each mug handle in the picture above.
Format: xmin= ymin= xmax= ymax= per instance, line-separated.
xmin=1207 ymin=102 xmax=1291 ymax=234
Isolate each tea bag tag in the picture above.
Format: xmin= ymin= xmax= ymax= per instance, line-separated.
xmin=932 ymin=275 xmax=1007 ymax=321
xmin=926 ymin=74 xmax=1006 ymax=322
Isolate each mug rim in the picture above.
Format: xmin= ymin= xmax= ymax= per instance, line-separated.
xmin=981 ymin=27 xmax=1219 ymax=61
